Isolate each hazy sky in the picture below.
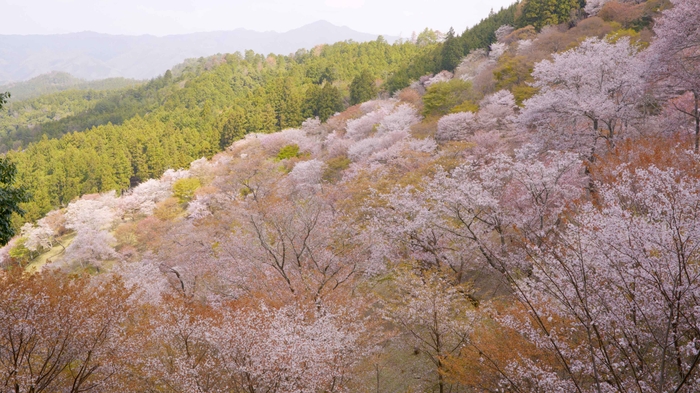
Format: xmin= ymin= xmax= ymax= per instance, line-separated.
xmin=0 ymin=0 xmax=516 ymax=37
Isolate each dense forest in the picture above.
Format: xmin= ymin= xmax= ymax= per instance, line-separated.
xmin=0 ymin=72 xmax=140 ymax=101
xmin=4 ymin=0 xmax=700 ymax=391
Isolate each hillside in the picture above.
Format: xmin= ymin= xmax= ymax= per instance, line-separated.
xmin=0 ymin=21 xmax=395 ymax=83
xmin=4 ymin=39 xmax=440 ymax=224
xmin=0 ymin=71 xmax=141 ymax=101
xmin=3 ymin=0 xmax=700 ymax=392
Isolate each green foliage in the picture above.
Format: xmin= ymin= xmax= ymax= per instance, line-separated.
xmin=0 ymin=92 xmax=30 ymax=244
xmin=494 ymin=54 xmax=537 ymax=105
xmin=303 ymin=83 xmax=344 ymax=122
xmin=450 ymin=100 xmax=480 ymax=113
xmin=416 ymin=29 xmax=440 ymax=47
xmin=385 ymin=44 xmax=442 ymax=93
xmin=441 ymin=28 xmax=465 ymax=72
xmin=8 ymin=237 xmax=31 ymax=265
xmin=387 ymin=3 xmax=518 ymax=92
xmin=323 ymin=155 xmax=352 ymax=183
xmin=0 ymin=156 xmax=30 ymax=246
xmin=172 ymin=178 xmax=201 ymax=203
xmin=217 ymin=107 xmax=247 ymax=149
xmin=277 ymin=144 xmax=300 ymax=161
xmin=0 ymin=72 xmax=140 ymax=102
xmin=512 ymin=85 xmax=539 ymax=106
xmin=0 ymin=89 xmax=122 ymax=152
xmin=268 ymin=77 xmax=305 ymax=130
xmin=422 ymin=80 xmax=475 ymax=116
xmin=460 ymin=3 xmax=519 ymax=51
xmin=0 ymin=75 xmax=180 ymax=152
xmin=350 ymin=70 xmax=377 ymax=105
xmin=518 ymin=0 xmax=584 ymax=30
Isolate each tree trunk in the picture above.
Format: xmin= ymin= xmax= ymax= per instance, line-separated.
xmin=694 ymin=91 xmax=699 ymax=154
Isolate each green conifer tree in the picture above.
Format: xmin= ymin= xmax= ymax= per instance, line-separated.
xmin=441 ymin=28 xmax=465 ymax=72
xmin=350 ymin=70 xmax=377 ymax=105
xmin=0 ymin=91 xmax=30 ymax=245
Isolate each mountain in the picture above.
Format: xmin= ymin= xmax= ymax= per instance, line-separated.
xmin=0 ymin=21 xmax=394 ymax=83
xmin=0 ymin=72 xmax=140 ymax=101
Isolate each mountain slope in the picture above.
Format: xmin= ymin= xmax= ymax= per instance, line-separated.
xmin=3 ymin=1 xmax=700 ymax=392
xmin=0 ymin=21 xmax=394 ymax=83
xmin=0 ymin=72 xmax=140 ymax=101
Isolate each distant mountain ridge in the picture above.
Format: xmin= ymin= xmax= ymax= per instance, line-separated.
xmin=0 ymin=21 xmax=394 ymax=83
xmin=0 ymin=72 xmax=140 ymax=101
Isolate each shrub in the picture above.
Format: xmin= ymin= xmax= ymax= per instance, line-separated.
xmin=276 ymin=144 xmax=300 ymax=160
xmin=422 ymin=80 xmax=475 ymax=116
xmin=172 ymin=178 xmax=201 ymax=203
xmin=323 ymin=156 xmax=352 ymax=183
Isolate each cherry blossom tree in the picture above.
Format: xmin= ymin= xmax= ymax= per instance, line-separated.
xmin=370 ymin=151 xmax=584 ymax=279
xmin=345 ymin=108 xmax=388 ymax=141
xmin=114 ymin=257 xmax=171 ymax=304
xmin=489 ymin=42 xmax=507 ymax=61
xmin=477 ymin=89 xmax=517 ymax=130
xmin=132 ymin=295 xmax=368 ymax=393
xmin=646 ymin=0 xmax=700 ymax=151
xmin=186 ymin=195 xmax=214 ymax=220
xmin=136 ymin=298 xmax=224 ymax=393
xmin=63 ymin=194 xmax=119 ymax=268
xmin=436 ymin=112 xmax=477 ymax=142
xmin=376 ymin=104 xmax=422 ymax=134
xmin=213 ymin=302 xmax=367 ymax=393
xmin=288 ymin=159 xmax=326 ymax=195
xmin=519 ymin=37 xmax=645 ymax=159
xmin=21 ymin=219 xmax=55 ymax=254
xmin=301 ymin=116 xmax=323 ymax=135
xmin=424 ymin=71 xmax=454 ymax=88
xmin=347 ymin=129 xmax=409 ymax=162
xmin=584 ymin=0 xmax=610 ymax=16
xmin=381 ymin=267 xmax=474 ymax=393
xmin=454 ymin=49 xmax=490 ymax=82
xmin=231 ymin=193 xmax=362 ymax=304
xmin=0 ymin=271 xmax=131 ymax=393
xmin=495 ymin=25 xmax=515 ymax=42
xmin=502 ymin=164 xmax=700 ymax=392
xmin=436 ymin=90 xmax=516 ymax=142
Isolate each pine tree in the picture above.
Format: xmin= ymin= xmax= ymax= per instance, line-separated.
xmin=303 ymin=84 xmax=344 ymax=122
xmin=441 ymin=28 xmax=465 ymax=72
xmin=350 ymin=70 xmax=377 ymax=105
xmin=317 ymin=83 xmax=344 ymax=122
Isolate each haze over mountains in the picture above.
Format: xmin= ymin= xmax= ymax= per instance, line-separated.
xmin=0 ymin=21 xmax=394 ymax=84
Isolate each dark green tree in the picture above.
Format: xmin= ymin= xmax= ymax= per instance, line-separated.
xmin=350 ymin=70 xmax=377 ymax=105
xmin=303 ymin=84 xmax=344 ymax=122
xmin=0 ymin=91 xmax=30 ymax=245
xmin=317 ymin=83 xmax=344 ymax=122
xmin=460 ymin=3 xmax=519 ymax=50
xmin=441 ymin=28 xmax=465 ymax=72
xmin=218 ymin=107 xmax=247 ymax=149
xmin=319 ymin=66 xmax=338 ymax=85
